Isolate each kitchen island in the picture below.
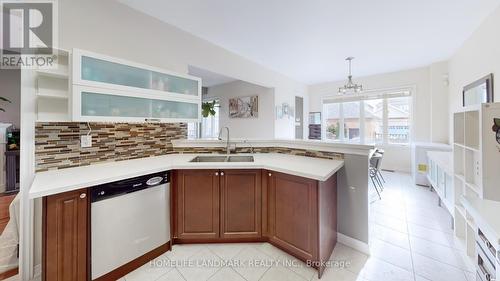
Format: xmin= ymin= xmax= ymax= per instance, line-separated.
xmin=31 ymin=153 xmax=344 ymax=280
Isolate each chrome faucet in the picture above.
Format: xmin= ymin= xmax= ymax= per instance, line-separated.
xmin=218 ymin=127 xmax=231 ymax=154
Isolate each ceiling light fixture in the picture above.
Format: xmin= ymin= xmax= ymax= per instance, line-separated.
xmin=338 ymin=57 xmax=363 ymax=94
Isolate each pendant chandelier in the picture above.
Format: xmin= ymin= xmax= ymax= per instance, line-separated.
xmin=338 ymin=57 xmax=363 ymax=94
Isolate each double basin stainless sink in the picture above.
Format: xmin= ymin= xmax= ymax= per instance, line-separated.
xmin=189 ymin=155 xmax=254 ymax=163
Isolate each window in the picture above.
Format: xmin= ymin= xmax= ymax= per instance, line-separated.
xmin=364 ymin=98 xmax=384 ymax=144
xmin=387 ymin=97 xmax=410 ymax=144
xmin=187 ymin=99 xmax=220 ymax=139
xmin=343 ymin=101 xmax=360 ymax=142
xmin=324 ymin=103 xmax=340 ymax=140
xmin=322 ymin=90 xmax=411 ymax=144
xmin=200 ymin=100 xmax=220 ymax=138
xmin=187 ymin=123 xmax=198 ymax=139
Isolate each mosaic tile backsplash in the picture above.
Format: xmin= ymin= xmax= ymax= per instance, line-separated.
xmin=35 ymin=122 xmax=344 ymax=171
xmin=35 ymin=122 xmax=187 ymax=171
xmin=173 ymin=146 xmax=344 ymax=160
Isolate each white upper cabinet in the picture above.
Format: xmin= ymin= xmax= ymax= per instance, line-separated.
xmin=71 ymin=48 xmax=201 ymax=123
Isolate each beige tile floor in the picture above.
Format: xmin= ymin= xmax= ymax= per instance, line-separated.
xmin=117 ymin=172 xmax=475 ymax=281
xmin=6 ymin=172 xmax=475 ymax=281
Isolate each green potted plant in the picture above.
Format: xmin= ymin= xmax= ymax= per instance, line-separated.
xmin=0 ymin=96 xmax=11 ymax=112
xmin=201 ymin=100 xmax=218 ymax=118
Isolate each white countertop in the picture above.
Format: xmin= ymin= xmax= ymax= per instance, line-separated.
xmin=412 ymin=142 xmax=451 ymax=150
xmin=172 ymin=139 xmax=375 ymax=156
xmin=29 ymin=153 xmax=344 ymax=199
xmin=462 ymin=195 xmax=500 ymax=246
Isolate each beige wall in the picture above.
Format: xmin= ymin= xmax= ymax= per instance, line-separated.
xmin=429 ymin=61 xmax=449 ymax=143
xmin=206 ymin=81 xmax=275 ymax=139
xmin=58 ymin=0 xmax=306 ymax=139
xmin=448 ymin=5 xmax=500 ymax=143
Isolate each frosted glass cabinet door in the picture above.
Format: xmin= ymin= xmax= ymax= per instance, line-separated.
xmin=445 ymin=174 xmax=453 ymax=200
xmin=151 ymin=72 xmax=198 ymax=96
xmin=151 ymin=99 xmax=199 ymax=119
xmin=81 ymin=56 xmax=151 ymax=89
xmin=81 ymin=56 xmax=199 ymax=96
xmin=438 ymin=168 xmax=445 ymax=191
xmin=429 ymin=161 xmax=436 ymax=183
xmin=81 ymin=92 xmax=151 ymax=118
xmin=80 ymin=91 xmax=199 ymax=120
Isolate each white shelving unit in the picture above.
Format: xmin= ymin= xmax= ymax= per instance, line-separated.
xmin=453 ymin=103 xmax=500 ymax=262
xmin=36 ymin=49 xmax=71 ymax=122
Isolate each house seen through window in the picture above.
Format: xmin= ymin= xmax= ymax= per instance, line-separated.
xmin=322 ymin=90 xmax=411 ymax=144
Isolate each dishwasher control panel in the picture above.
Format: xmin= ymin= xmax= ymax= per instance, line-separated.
xmin=90 ymin=171 xmax=169 ymax=202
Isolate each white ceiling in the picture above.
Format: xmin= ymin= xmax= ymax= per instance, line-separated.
xmin=188 ymin=66 xmax=237 ymax=87
xmin=119 ymin=0 xmax=500 ymax=84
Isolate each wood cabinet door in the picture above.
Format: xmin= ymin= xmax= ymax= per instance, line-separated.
xmin=268 ymin=171 xmax=318 ymax=261
xmin=43 ymin=188 xmax=89 ymax=281
xmin=220 ymin=169 xmax=262 ymax=239
xmin=175 ymin=169 xmax=220 ymax=240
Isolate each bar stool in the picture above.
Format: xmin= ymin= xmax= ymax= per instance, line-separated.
xmin=370 ymin=153 xmax=384 ymax=199
xmin=374 ymin=148 xmax=386 ymax=184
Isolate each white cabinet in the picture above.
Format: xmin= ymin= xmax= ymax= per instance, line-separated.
xmin=411 ymin=142 xmax=451 ymax=186
xmin=71 ymin=49 xmax=201 ymax=123
xmin=426 ymin=151 xmax=454 ymax=216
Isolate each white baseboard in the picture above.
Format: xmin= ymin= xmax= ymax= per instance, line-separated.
xmin=338 ymin=233 xmax=370 ymax=255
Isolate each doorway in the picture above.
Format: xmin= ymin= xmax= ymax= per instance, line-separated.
xmin=0 ymin=68 xmax=20 ymax=279
xmin=295 ymin=96 xmax=303 ymax=139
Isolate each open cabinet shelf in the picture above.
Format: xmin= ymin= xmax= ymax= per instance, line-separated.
xmin=453 ymin=144 xmax=464 ymax=177
xmin=453 ymin=112 xmax=465 ymax=145
xmin=464 ymin=110 xmax=480 ymax=150
xmin=36 ymin=75 xmax=69 ymax=99
xmin=36 ymin=50 xmax=71 ymax=122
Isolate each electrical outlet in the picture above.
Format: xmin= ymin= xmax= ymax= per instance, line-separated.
xmin=81 ymin=135 xmax=92 ymax=148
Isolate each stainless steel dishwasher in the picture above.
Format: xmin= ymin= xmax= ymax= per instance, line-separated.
xmin=90 ymin=171 xmax=170 ymax=280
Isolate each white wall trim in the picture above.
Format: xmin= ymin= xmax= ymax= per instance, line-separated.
xmin=20 ymin=69 xmax=37 ymax=280
xmin=337 ymin=233 xmax=370 ymax=255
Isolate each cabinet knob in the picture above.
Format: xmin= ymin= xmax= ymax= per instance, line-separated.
xmin=215 ymin=172 xmax=219 ymax=176
xmin=80 ymin=193 xmax=86 ymax=199
xmin=220 ymin=172 xmax=225 ymax=176
xmin=268 ymin=173 xmax=272 ymax=177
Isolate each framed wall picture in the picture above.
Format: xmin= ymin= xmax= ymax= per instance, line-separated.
xmin=463 ymin=74 xmax=494 ymax=107
xmin=229 ymin=95 xmax=258 ymax=118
